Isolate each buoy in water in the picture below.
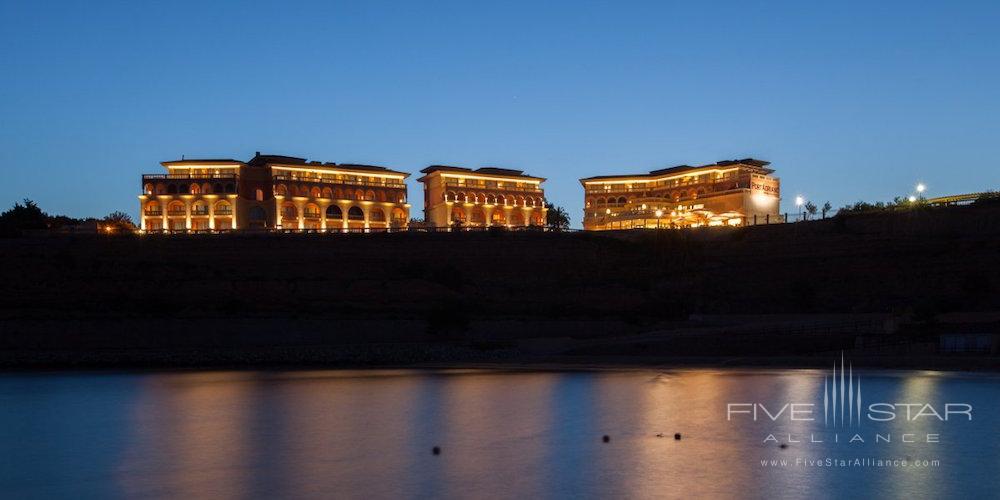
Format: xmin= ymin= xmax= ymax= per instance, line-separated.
xmin=432 ymin=446 xmax=441 ymax=455
xmin=674 ymin=433 xmax=681 ymax=440
xmin=602 ymin=435 xmax=610 ymax=443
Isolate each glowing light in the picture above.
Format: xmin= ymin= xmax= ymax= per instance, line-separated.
xmin=916 ymin=183 xmax=926 ymax=193
xmin=908 ymin=195 xmax=917 ymax=202
xmin=605 ymin=208 xmax=611 ymax=214
xmin=655 ymin=210 xmax=663 ymax=217
xmin=795 ymin=196 xmax=804 ymax=207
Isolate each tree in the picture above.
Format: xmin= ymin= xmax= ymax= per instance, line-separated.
xmin=545 ymin=203 xmax=570 ymax=230
xmin=804 ymin=201 xmax=818 ymax=220
xmin=821 ymin=202 xmax=832 ymax=219
xmin=102 ymin=211 xmax=135 ymax=233
xmin=0 ymin=199 xmax=49 ymax=236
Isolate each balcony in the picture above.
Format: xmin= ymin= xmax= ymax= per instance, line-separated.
xmin=144 ymin=210 xmax=162 ymax=217
xmin=191 ymin=208 xmax=209 ymax=216
xmin=585 ymin=179 xmax=747 ymax=195
xmin=143 ymin=173 xmax=239 ymax=181
xmin=167 ymin=209 xmax=186 ymax=216
xmin=272 ymin=174 xmax=405 ymax=190
xmin=215 ymin=209 xmax=233 ymax=216
xmin=444 ymin=181 xmax=543 ymax=194
xmin=304 ymin=212 xmax=321 ymax=219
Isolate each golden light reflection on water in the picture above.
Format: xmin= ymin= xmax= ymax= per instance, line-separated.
xmin=75 ymin=369 xmax=999 ymax=499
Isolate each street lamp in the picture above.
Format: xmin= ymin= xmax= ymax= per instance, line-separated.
xmin=916 ymin=183 xmax=926 ymax=194
xmin=795 ymin=196 xmax=804 ymax=221
xmin=655 ymin=209 xmax=663 ymax=229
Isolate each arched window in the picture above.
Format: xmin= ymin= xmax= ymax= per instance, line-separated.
xmin=369 ymin=208 xmax=386 ymax=222
xmin=326 ymin=205 xmax=343 ymax=219
xmin=391 ymin=208 xmax=406 ymax=227
xmin=451 ymin=206 xmax=466 ymax=223
xmin=249 ymin=206 xmax=266 ymax=221
xmin=167 ymin=201 xmax=185 ymax=214
xmin=189 ymin=184 xmax=201 ymax=194
xmin=167 ymin=184 xmax=178 ymax=194
xmin=214 ymin=200 xmax=232 ymax=215
xmin=354 ymin=189 xmax=365 ymax=201
xmin=201 ymin=183 xmax=212 ymax=194
xmin=510 ymin=211 xmax=525 ymax=226
xmin=304 ymin=203 xmax=320 ymax=218
xmin=143 ymin=183 xmax=154 ymax=195
xmin=348 ymin=206 xmax=364 ymax=221
xmin=155 ymin=183 xmax=166 ymax=194
xmin=213 ymin=183 xmax=223 ymax=194
xmin=144 ymin=200 xmax=161 ymax=215
xmin=617 ymin=196 xmax=627 ymax=205
xmin=365 ymin=190 xmax=375 ymax=201
xmin=322 ymin=187 xmax=333 ymax=199
xmin=335 ymin=188 xmax=345 ymax=200
xmin=282 ymin=203 xmax=297 ymax=220
xmin=275 ymin=184 xmax=287 ymax=196
xmin=491 ymin=210 xmax=507 ymax=225
xmin=471 ymin=207 xmax=486 ymax=224
xmin=191 ymin=200 xmax=208 ymax=215
xmin=310 ymin=187 xmax=321 ymax=198
xmin=256 ymin=188 xmax=264 ymax=201
xmin=226 ymin=183 xmax=235 ymax=194
xmin=377 ymin=190 xmax=386 ymax=202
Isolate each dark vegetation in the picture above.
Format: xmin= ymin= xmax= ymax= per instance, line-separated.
xmin=0 ymin=199 xmax=134 ymax=236
xmin=0 ymin=200 xmax=998 ymax=367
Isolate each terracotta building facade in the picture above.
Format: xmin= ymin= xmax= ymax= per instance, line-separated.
xmin=139 ymin=153 xmax=410 ymax=232
xmin=417 ymin=166 xmax=547 ymax=229
xmin=580 ymin=158 xmax=781 ymax=230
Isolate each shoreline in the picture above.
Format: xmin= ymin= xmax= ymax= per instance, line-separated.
xmin=1 ymin=348 xmax=997 ymax=374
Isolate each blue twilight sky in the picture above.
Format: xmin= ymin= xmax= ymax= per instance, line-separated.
xmin=2 ymin=0 xmax=998 ymax=226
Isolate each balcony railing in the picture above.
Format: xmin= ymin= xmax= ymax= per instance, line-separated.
xmin=143 ymin=174 xmax=239 ymax=181
xmin=585 ymin=179 xmax=747 ymax=195
xmin=444 ymin=181 xmax=543 ymax=194
xmin=215 ymin=209 xmax=233 ymax=216
xmin=304 ymin=212 xmax=321 ymax=219
xmin=144 ymin=210 xmax=162 ymax=217
xmin=167 ymin=209 xmax=186 ymax=216
xmin=272 ymin=174 xmax=405 ymax=189
xmin=191 ymin=209 xmax=209 ymax=216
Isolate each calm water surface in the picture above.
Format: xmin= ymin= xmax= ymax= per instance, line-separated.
xmin=0 ymin=368 xmax=997 ymax=499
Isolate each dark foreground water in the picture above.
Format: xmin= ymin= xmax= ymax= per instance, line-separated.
xmin=0 ymin=368 xmax=997 ymax=499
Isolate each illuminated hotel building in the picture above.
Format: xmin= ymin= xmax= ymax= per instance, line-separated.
xmin=418 ymin=166 xmax=547 ymax=228
xmin=139 ymin=153 xmax=411 ymax=232
xmin=580 ymin=158 xmax=781 ymax=230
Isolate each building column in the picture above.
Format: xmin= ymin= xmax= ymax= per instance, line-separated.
xmin=229 ymin=195 xmax=238 ymax=229
xmin=484 ymin=206 xmax=494 ymax=226
xmin=183 ymin=197 xmax=192 ymax=230
xmin=503 ymin=206 xmax=513 ymax=227
xmin=319 ymin=201 xmax=329 ymax=230
xmin=295 ymin=199 xmax=305 ymax=230
xmin=341 ymin=202 xmax=350 ymax=232
xmin=138 ymin=196 xmax=147 ymax=231
xmin=160 ymin=196 xmax=169 ymax=231
xmin=522 ymin=207 xmax=532 ymax=227
xmin=362 ymin=204 xmax=371 ymax=230
xmin=207 ymin=198 xmax=216 ymax=230
xmin=274 ymin=195 xmax=284 ymax=229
